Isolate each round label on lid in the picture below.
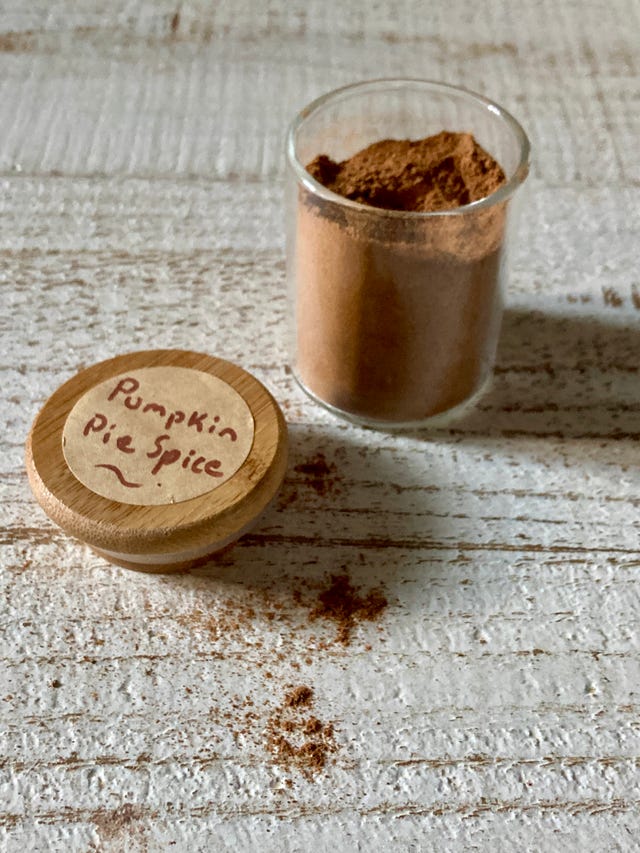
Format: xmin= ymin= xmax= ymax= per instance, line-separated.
xmin=62 ymin=366 xmax=255 ymax=505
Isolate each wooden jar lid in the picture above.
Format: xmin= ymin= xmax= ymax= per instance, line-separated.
xmin=25 ymin=350 xmax=288 ymax=572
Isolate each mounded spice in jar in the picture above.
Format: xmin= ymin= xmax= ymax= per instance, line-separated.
xmin=306 ymin=132 xmax=505 ymax=213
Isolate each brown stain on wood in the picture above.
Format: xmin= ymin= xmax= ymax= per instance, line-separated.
xmin=392 ymin=754 xmax=640 ymax=770
xmin=364 ymin=797 xmax=637 ymax=818
xmin=1 ymin=644 xmax=631 ymax=674
xmin=465 ymin=41 xmax=518 ymax=58
xmin=0 ymin=31 xmax=36 ymax=52
xmin=293 ymin=452 xmax=340 ymax=496
xmin=1 ymin=796 xmax=638 ymax=828
xmin=3 ymin=745 xmax=639 ymax=776
xmin=377 ymin=32 xmax=517 ymax=59
xmin=244 ymin=533 xmax=640 ymax=557
xmin=90 ymin=803 xmax=146 ymax=842
xmin=0 ymin=24 xmax=192 ymax=57
xmin=0 ymin=15 xmax=319 ymax=54
xmin=6 ymin=518 xmax=640 ymax=556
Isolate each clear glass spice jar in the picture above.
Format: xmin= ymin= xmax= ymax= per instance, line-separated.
xmin=285 ymin=79 xmax=530 ymax=428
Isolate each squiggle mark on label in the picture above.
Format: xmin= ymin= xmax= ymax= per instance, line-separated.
xmin=95 ymin=464 xmax=142 ymax=488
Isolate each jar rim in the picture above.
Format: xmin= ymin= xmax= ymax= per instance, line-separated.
xmin=286 ymin=78 xmax=530 ymax=218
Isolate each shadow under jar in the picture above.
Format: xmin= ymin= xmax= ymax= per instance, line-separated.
xmin=286 ymin=79 xmax=530 ymax=428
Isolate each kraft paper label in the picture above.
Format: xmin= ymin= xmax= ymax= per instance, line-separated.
xmin=62 ymin=367 xmax=255 ymax=505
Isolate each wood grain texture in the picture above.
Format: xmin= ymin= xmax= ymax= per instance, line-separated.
xmin=1 ymin=1 xmax=639 ymax=851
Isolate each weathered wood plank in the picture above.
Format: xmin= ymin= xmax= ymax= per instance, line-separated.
xmin=1 ymin=0 xmax=639 ymax=850
xmin=0 ymin=2 xmax=637 ymax=183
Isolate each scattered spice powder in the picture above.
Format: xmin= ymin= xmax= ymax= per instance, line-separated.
xmin=265 ymin=685 xmax=337 ymax=777
xmin=179 ymin=570 xmax=387 ymax=649
xmin=176 ymin=597 xmax=261 ymax=642
xmin=173 ymin=568 xmax=388 ymax=779
xmin=311 ymin=573 xmax=388 ymax=645
xmin=303 ymin=716 xmax=323 ymax=735
xmin=293 ymin=452 xmax=339 ymax=496
xmin=284 ymin=685 xmax=314 ymax=707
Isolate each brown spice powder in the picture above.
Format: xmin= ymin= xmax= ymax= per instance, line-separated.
xmin=284 ymin=684 xmax=314 ymax=707
xmin=293 ymin=452 xmax=339 ymax=496
xmin=311 ymin=573 xmax=388 ymax=645
xmin=266 ymin=685 xmax=337 ymax=777
xmin=296 ymin=132 xmax=508 ymax=423
xmin=176 ymin=569 xmax=388 ymax=779
xmin=307 ymin=132 xmax=505 ymax=212
xmin=179 ymin=571 xmax=388 ymax=650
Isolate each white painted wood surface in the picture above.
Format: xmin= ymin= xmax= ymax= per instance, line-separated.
xmin=1 ymin=2 xmax=639 ymax=850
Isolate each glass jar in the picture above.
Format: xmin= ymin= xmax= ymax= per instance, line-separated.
xmin=285 ymin=79 xmax=530 ymax=428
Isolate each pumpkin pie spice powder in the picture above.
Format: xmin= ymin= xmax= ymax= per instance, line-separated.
xmin=178 ymin=541 xmax=388 ymax=780
xmin=296 ymin=131 xmax=508 ymax=422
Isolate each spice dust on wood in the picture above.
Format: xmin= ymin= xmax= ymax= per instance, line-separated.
xmin=265 ymin=685 xmax=337 ymax=777
xmin=173 ymin=570 xmax=388 ymax=778
xmin=311 ymin=573 xmax=388 ymax=645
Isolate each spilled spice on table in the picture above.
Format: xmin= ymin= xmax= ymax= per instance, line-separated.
xmin=311 ymin=573 xmax=388 ymax=645
xmin=265 ymin=685 xmax=337 ymax=777
xmin=284 ymin=685 xmax=314 ymax=707
xmin=175 ymin=561 xmax=389 ymax=779
xmin=293 ymin=452 xmax=340 ymax=496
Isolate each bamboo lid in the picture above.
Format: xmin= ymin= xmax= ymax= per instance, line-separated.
xmin=25 ymin=350 xmax=288 ymax=572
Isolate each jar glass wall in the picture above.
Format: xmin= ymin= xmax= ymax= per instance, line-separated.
xmin=286 ymin=79 xmax=530 ymax=428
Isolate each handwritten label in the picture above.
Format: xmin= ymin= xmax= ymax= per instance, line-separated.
xmin=62 ymin=366 xmax=255 ymax=505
